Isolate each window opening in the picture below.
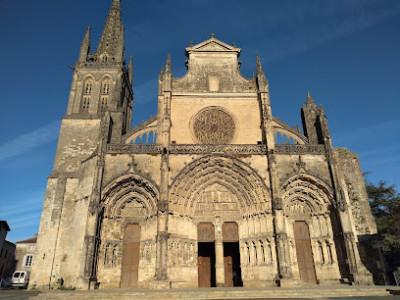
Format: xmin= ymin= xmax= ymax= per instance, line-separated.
xmin=24 ymin=255 xmax=34 ymax=267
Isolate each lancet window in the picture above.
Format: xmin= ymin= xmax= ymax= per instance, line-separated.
xmin=81 ymin=78 xmax=93 ymax=112
xmin=99 ymin=78 xmax=111 ymax=111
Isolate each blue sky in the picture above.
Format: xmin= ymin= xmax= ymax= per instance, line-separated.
xmin=0 ymin=0 xmax=399 ymax=243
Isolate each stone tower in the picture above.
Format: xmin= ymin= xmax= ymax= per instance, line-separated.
xmin=30 ymin=0 xmax=133 ymax=289
xmin=31 ymin=0 xmax=382 ymax=290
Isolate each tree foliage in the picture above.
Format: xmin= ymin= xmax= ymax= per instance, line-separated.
xmin=365 ymin=179 xmax=400 ymax=261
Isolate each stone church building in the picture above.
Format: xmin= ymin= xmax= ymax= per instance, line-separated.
xmin=30 ymin=0 xmax=380 ymax=290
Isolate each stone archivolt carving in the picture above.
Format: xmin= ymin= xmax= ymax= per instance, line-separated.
xmin=169 ymin=155 xmax=271 ymax=216
xmin=191 ymin=107 xmax=235 ymax=144
xmin=101 ymin=174 xmax=159 ymax=219
xmin=280 ymin=175 xmax=333 ymax=219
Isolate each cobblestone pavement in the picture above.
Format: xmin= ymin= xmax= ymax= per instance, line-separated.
xmin=2 ymin=287 xmax=399 ymax=300
xmin=0 ymin=289 xmax=40 ymax=300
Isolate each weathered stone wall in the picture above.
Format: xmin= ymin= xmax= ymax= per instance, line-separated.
xmin=52 ymin=119 xmax=100 ymax=174
xmin=170 ymin=96 xmax=261 ymax=144
xmin=335 ymin=149 xmax=377 ymax=236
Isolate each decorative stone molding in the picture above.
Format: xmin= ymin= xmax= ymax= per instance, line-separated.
xmin=76 ymin=62 xmax=123 ymax=68
xmin=107 ymin=144 xmax=162 ymax=154
xmin=170 ymin=144 xmax=267 ymax=155
xmin=106 ymin=143 xmax=328 ymax=156
xmin=274 ymin=144 xmax=325 ymax=155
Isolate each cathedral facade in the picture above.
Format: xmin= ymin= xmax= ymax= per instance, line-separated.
xmin=30 ymin=0 xmax=380 ymax=290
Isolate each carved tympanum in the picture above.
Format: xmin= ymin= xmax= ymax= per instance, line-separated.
xmin=192 ymin=107 xmax=235 ymax=144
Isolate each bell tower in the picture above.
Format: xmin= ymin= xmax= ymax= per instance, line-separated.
xmin=66 ymin=0 xmax=133 ymax=142
xmin=30 ymin=0 xmax=133 ymax=289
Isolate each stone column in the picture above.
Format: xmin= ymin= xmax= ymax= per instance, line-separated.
xmin=215 ymin=239 xmax=225 ymax=287
xmin=214 ymin=219 xmax=225 ymax=287
xmin=274 ymin=209 xmax=292 ymax=278
xmin=153 ymin=85 xmax=171 ymax=286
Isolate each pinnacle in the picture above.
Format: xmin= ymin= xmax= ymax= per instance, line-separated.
xmin=165 ymin=52 xmax=172 ymax=73
xmin=256 ymin=55 xmax=263 ymax=75
xmin=306 ymin=91 xmax=316 ymax=105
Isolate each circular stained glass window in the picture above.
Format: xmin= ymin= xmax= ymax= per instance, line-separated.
xmin=192 ymin=107 xmax=235 ymax=144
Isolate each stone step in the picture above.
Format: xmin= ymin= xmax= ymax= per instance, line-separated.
xmin=31 ymin=285 xmax=400 ymax=299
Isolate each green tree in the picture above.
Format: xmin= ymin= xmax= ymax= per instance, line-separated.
xmin=365 ymin=178 xmax=400 ymax=266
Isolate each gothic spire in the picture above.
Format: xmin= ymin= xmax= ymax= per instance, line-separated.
xmin=78 ymin=25 xmax=91 ymax=62
xmin=95 ymin=0 xmax=124 ymax=62
xmin=128 ymin=55 xmax=133 ymax=85
xmin=165 ymin=52 xmax=172 ymax=74
xmin=256 ymin=55 xmax=263 ymax=76
xmin=256 ymin=55 xmax=268 ymax=92
xmin=306 ymin=91 xmax=316 ymax=106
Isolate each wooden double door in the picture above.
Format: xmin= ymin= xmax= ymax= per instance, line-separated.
xmin=120 ymin=224 xmax=140 ymax=288
xmin=293 ymin=221 xmax=317 ymax=284
xmin=197 ymin=222 xmax=242 ymax=287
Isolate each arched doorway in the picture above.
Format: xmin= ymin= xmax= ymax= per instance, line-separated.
xmin=280 ymin=174 xmax=341 ymax=285
xmin=97 ymin=175 xmax=159 ymax=288
xmin=169 ymin=155 xmax=273 ymax=287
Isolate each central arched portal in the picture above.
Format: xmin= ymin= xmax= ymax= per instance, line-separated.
xmin=169 ymin=155 xmax=272 ymax=287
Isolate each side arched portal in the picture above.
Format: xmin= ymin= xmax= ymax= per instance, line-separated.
xmin=96 ymin=174 xmax=159 ymax=289
xmin=279 ymin=174 xmax=341 ymax=284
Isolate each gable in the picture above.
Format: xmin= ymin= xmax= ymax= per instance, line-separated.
xmin=185 ymin=35 xmax=241 ymax=57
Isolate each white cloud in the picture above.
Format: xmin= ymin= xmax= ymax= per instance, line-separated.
xmin=0 ymin=120 xmax=61 ymax=162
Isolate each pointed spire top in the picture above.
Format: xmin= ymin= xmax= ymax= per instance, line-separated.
xmin=84 ymin=25 xmax=91 ymax=38
xmin=128 ymin=55 xmax=133 ymax=83
xmin=165 ymin=52 xmax=171 ymax=74
xmin=95 ymin=0 xmax=124 ymax=62
xmin=79 ymin=25 xmax=91 ymax=62
xmin=111 ymin=0 xmax=121 ymax=10
xmin=256 ymin=55 xmax=263 ymax=73
xmin=306 ymin=91 xmax=316 ymax=106
xmin=256 ymin=55 xmax=268 ymax=92
xmin=210 ymin=33 xmax=215 ymax=39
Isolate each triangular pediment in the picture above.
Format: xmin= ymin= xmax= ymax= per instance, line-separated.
xmin=185 ymin=35 xmax=241 ymax=56
xmin=196 ymin=41 xmax=232 ymax=51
